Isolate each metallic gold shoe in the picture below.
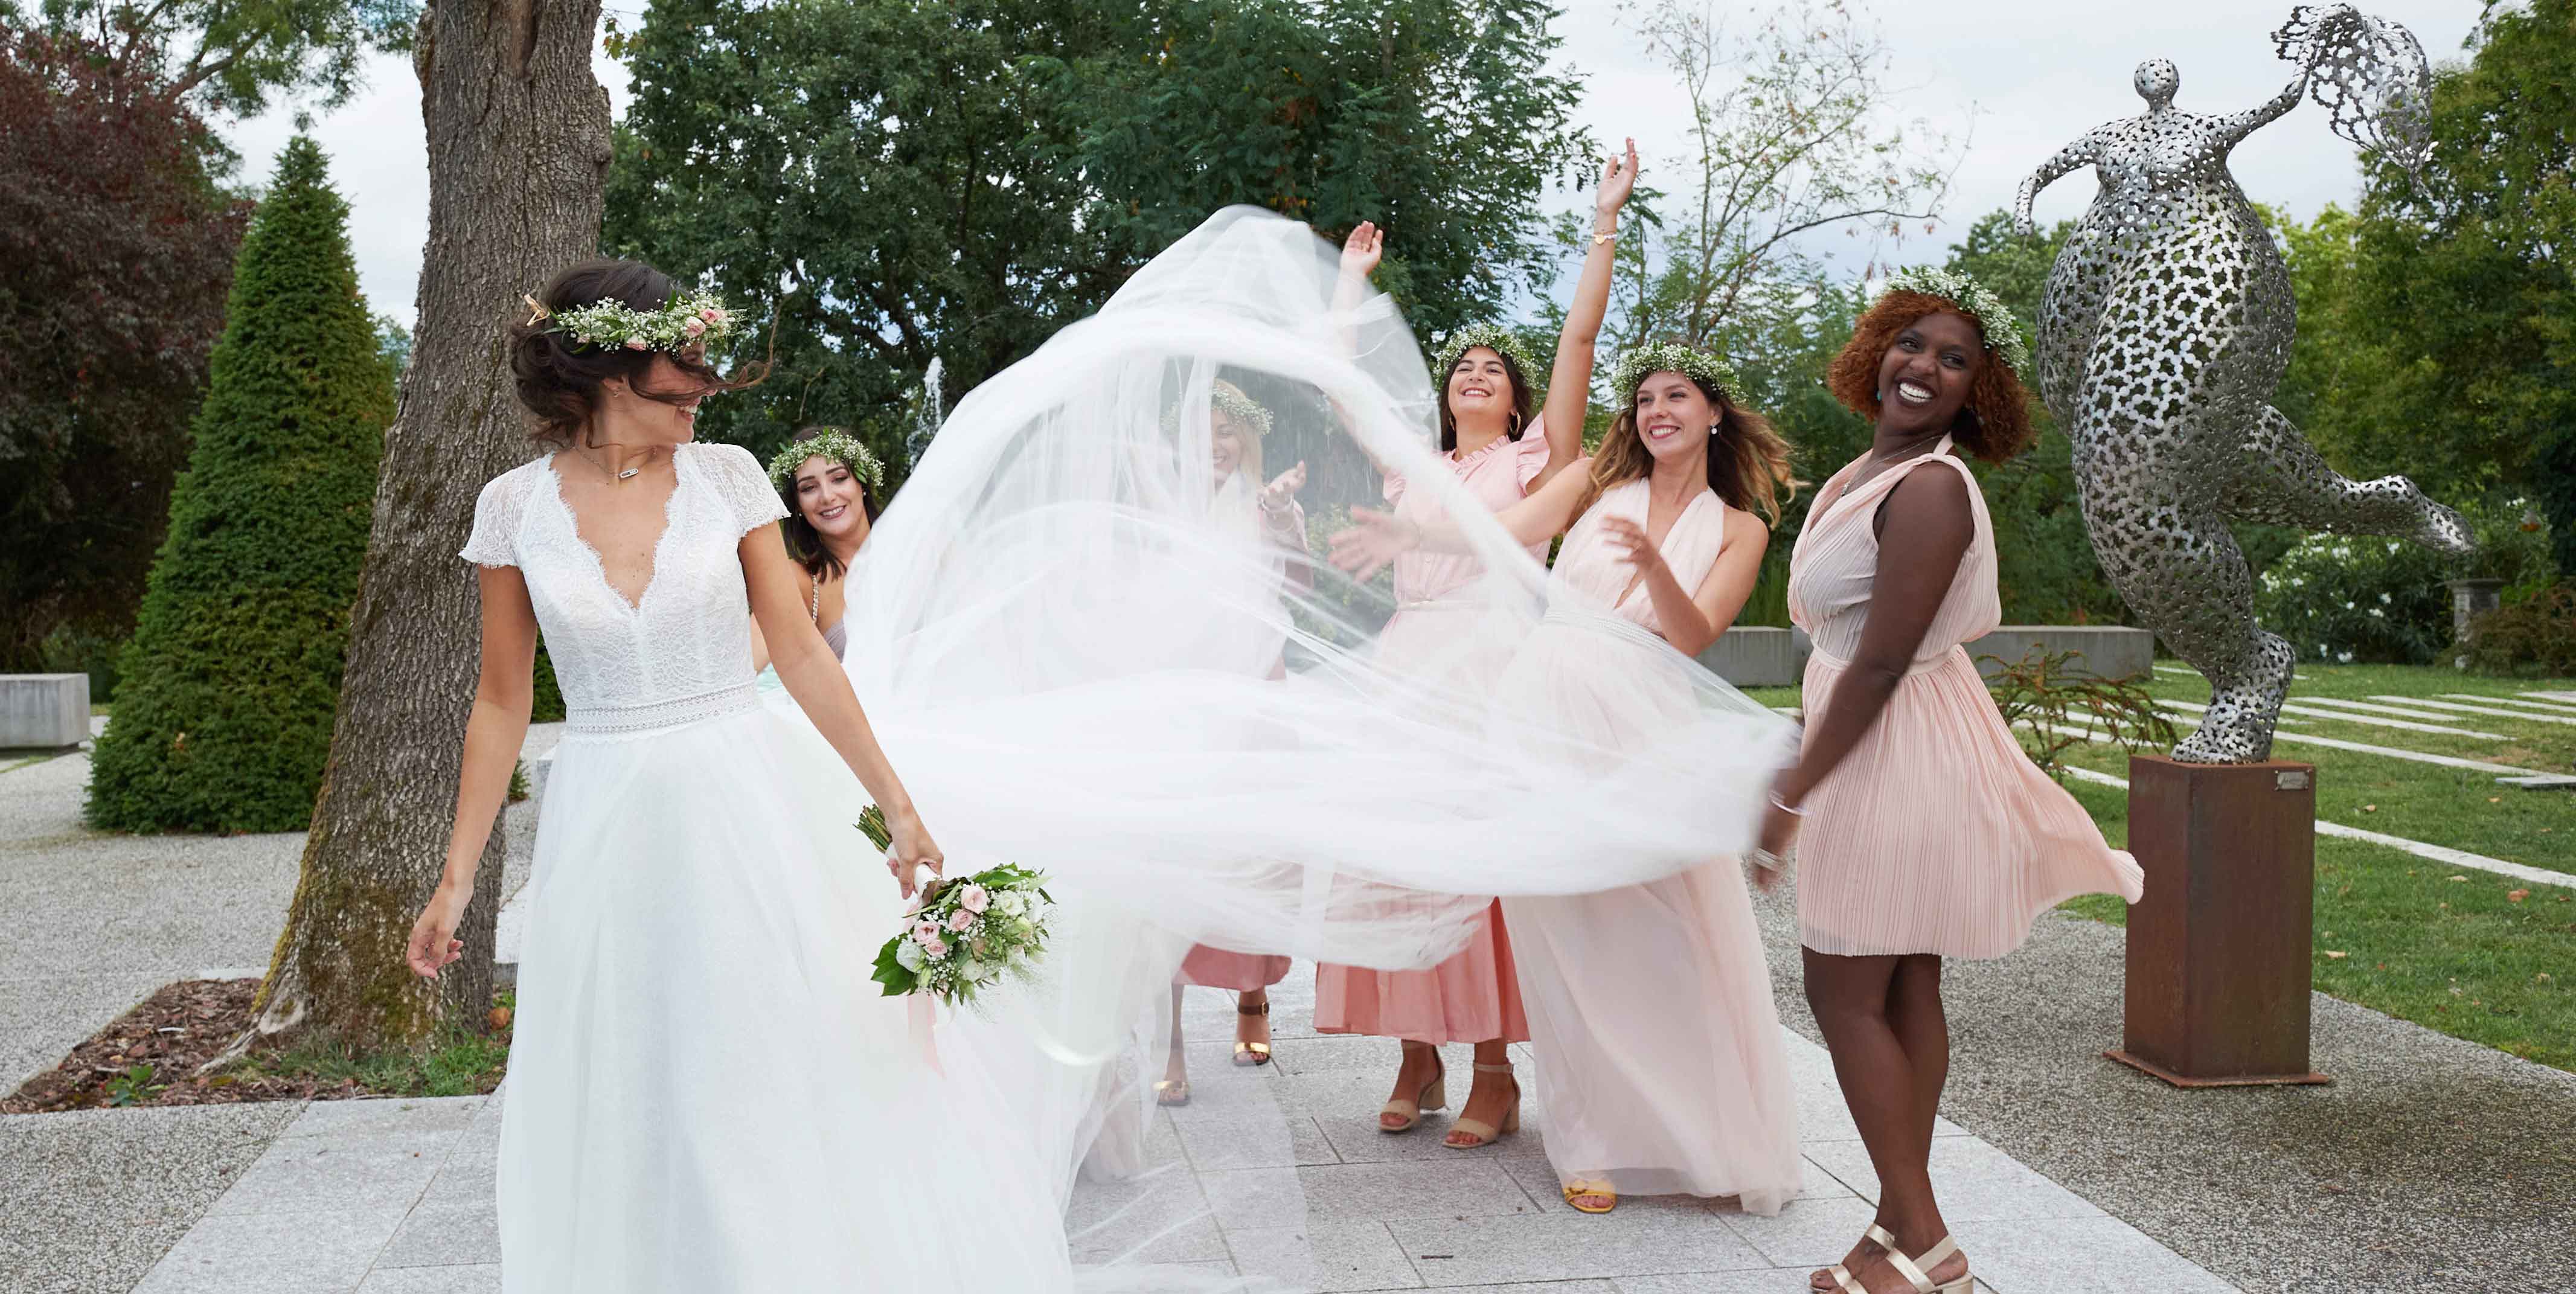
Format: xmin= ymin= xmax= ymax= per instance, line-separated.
xmin=1231 ymin=998 xmax=1273 ymax=1067
xmin=1153 ymin=1078 xmax=1190 ymax=1107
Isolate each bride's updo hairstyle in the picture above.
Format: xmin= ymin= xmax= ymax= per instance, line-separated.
xmin=508 ymin=258 xmax=763 ymax=446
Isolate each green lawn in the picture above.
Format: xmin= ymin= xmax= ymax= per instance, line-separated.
xmin=1750 ymin=663 xmax=2576 ymax=1071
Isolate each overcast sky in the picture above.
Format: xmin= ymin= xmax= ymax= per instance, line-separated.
xmin=222 ymin=1 xmax=2484 ymax=328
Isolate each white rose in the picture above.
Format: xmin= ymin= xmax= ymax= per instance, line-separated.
xmin=895 ymin=938 xmax=928 ymax=972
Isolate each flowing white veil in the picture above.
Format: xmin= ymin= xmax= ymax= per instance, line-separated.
xmin=825 ymin=208 xmax=1796 ymax=1278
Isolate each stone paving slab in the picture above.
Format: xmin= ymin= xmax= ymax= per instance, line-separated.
xmin=93 ymin=1012 xmax=2241 ymax=1294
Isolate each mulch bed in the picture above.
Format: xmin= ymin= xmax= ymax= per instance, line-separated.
xmin=1 ymin=978 xmax=496 ymax=1113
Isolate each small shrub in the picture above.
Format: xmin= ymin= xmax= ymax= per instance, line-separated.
xmin=2460 ymin=581 xmax=2576 ymax=677
xmin=1984 ymin=647 xmax=2176 ymax=780
xmin=2255 ymin=534 xmax=2452 ymax=665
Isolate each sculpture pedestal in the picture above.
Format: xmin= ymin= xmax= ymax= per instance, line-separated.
xmin=2107 ymin=755 xmax=2331 ymax=1087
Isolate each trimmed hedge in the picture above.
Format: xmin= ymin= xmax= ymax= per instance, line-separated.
xmin=86 ymin=137 xmax=391 ymax=833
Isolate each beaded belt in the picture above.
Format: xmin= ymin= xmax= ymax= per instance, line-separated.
xmin=565 ymin=682 xmax=760 ymax=735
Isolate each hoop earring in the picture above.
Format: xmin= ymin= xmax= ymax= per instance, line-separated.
xmin=1507 ymin=411 xmax=1525 ymax=439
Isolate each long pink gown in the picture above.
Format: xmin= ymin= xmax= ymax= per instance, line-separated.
xmin=1789 ymin=437 xmax=2143 ymax=958
xmin=1312 ymin=432 xmax=1550 ymax=1043
xmin=1494 ymin=478 xmax=1801 ymax=1213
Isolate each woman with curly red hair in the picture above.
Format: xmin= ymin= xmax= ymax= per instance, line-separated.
xmin=1759 ymin=270 xmax=2142 ymax=1294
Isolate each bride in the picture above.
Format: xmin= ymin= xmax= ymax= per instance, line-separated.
xmin=409 ymin=213 xmax=1796 ymax=1292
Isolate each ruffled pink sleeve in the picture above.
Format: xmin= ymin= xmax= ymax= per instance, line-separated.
xmin=1512 ymin=432 xmax=1554 ymax=495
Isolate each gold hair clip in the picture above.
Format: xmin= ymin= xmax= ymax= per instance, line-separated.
xmin=522 ymin=294 xmax=551 ymax=327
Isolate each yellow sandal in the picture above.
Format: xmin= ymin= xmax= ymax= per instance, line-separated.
xmin=1561 ymin=1177 xmax=1616 ymax=1214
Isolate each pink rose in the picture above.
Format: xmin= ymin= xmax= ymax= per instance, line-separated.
xmin=946 ymin=908 xmax=976 ymax=934
xmin=705 ymin=307 xmax=728 ymax=324
xmin=911 ymin=920 xmax=941 ymax=946
xmin=624 ymin=337 xmax=649 ymax=350
xmin=922 ymin=936 xmax=947 ymax=959
xmin=958 ymin=883 xmax=990 ymax=914
xmin=682 ymin=317 xmax=707 ymax=338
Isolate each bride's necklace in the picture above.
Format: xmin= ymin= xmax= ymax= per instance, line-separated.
xmin=575 ymin=443 xmax=652 ymax=483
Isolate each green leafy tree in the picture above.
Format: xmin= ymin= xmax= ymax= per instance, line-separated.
xmin=2 ymin=0 xmax=418 ymax=117
xmin=603 ymin=0 xmax=1589 ymax=473
xmin=2325 ymin=0 xmax=2574 ymax=570
xmin=86 ymin=136 xmax=389 ymax=833
xmin=0 ymin=25 xmax=251 ymax=673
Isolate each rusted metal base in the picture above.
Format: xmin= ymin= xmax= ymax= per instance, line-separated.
xmin=2103 ymin=1049 xmax=2331 ymax=1088
xmin=2118 ymin=755 xmax=2331 ymax=1086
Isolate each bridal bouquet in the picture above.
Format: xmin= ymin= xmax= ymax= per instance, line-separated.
xmin=857 ymin=806 xmax=1055 ymax=1008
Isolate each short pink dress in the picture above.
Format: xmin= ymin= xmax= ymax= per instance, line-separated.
xmin=1789 ymin=437 xmax=2144 ymax=959
xmin=1312 ymin=432 xmax=1551 ymax=1044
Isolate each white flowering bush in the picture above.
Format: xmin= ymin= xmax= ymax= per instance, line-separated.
xmin=2255 ymin=534 xmax=2451 ymax=665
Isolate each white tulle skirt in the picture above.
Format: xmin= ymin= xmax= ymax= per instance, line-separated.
xmin=1493 ymin=613 xmax=1803 ymax=1213
xmin=498 ymin=700 xmax=1085 ymax=1292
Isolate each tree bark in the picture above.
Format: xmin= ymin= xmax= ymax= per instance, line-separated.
xmin=246 ymin=0 xmax=610 ymax=1050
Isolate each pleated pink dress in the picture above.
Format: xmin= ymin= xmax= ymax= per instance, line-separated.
xmin=1313 ymin=433 xmax=1550 ymax=1044
xmin=1494 ymin=479 xmax=1801 ymax=1213
xmin=1789 ymin=437 xmax=2144 ymax=959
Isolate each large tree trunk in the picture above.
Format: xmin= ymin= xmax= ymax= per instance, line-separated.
xmin=246 ymin=0 xmax=610 ymax=1049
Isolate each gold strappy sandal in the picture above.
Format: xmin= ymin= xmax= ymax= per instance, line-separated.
xmin=1153 ymin=1078 xmax=1190 ymax=1107
xmin=1231 ymin=998 xmax=1272 ymax=1067
xmin=1442 ymin=1062 xmax=1520 ymax=1148
xmin=1377 ymin=1052 xmax=1446 ymax=1133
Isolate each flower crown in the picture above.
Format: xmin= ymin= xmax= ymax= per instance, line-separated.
xmin=1607 ymin=341 xmax=1742 ymax=405
xmin=522 ymin=289 xmax=739 ymax=354
xmin=1874 ymin=267 xmax=2030 ymax=376
xmin=1433 ymin=323 xmax=1542 ymax=390
xmin=768 ymin=428 xmax=886 ymax=494
xmin=1162 ymin=383 xmax=1274 ymax=437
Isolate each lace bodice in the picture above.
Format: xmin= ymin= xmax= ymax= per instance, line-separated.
xmin=460 ymin=442 xmax=789 ymax=720
xmin=1548 ymin=479 xmax=1731 ymax=638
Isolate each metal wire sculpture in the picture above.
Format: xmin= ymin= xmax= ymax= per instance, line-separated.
xmin=2014 ymin=4 xmax=2469 ymax=764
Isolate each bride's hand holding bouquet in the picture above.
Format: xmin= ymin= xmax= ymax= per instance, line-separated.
xmin=859 ymin=806 xmax=1054 ymax=1010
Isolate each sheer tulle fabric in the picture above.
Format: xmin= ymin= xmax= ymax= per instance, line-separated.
xmin=1495 ymin=482 xmax=1802 ymax=1212
xmin=1789 ymin=444 xmax=2144 ymax=959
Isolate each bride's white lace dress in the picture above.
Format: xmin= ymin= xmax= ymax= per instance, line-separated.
xmin=460 ymin=442 xmax=1074 ymax=1291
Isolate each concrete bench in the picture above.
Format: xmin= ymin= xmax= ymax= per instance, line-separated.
xmin=1 ymin=674 xmax=91 ymax=748
xmin=1697 ymin=626 xmax=2157 ymax=688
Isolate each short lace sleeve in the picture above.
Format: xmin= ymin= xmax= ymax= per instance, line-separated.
xmin=700 ymin=443 xmax=790 ymax=537
xmin=458 ymin=469 xmax=527 ymax=568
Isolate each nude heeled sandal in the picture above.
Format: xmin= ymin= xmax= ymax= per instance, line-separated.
xmin=1827 ymin=1225 xmax=1973 ymax=1294
xmin=1377 ymin=1054 xmax=1446 ymax=1133
xmin=1441 ymin=1063 xmax=1520 ymax=1148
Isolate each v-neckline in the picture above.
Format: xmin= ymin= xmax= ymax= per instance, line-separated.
xmin=1611 ymin=482 xmax=1715 ymax=609
xmin=1816 ymin=435 xmax=1955 ymax=535
xmin=543 ymin=447 xmax=685 ymax=615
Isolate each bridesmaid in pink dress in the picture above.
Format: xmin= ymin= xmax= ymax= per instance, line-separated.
xmin=1330 ymin=141 xmax=1804 ymax=1216
xmin=1760 ymin=272 xmax=2143 ymax=1294
xmin=1310 ymin=193 xmax=1597 ymax=1148
xmin=1158 ymin=376 xmax=1313 ymax=1104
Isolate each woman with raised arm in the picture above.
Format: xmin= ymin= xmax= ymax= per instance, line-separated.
xmin=749 ymin=426 xmax=884 ymax=689
xmin=1309 ymin=193 xmax=1597 ymax=1149
xmin=1763 ymin=269 xmax=2142 ymax=1294
xmin=405 ymin=260 xmax=1072 ymax=1291
xmin=1326 ymin=147 xmax=1804 ymax=1214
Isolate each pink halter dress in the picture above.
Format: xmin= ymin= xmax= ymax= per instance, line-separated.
xmin=1788 ymin=437 xmax=2143 ymax=958
xmin=1491 ymin=478 xmax=1801 ymax=1212
xmin=1312 ymin=432 xmax=1550 ymax=1044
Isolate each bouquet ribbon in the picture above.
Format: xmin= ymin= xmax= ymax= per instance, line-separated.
xmin=909 ymin=994 xmax=944 ymax=1076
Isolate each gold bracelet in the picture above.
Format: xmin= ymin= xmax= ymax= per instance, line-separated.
xmin=1591 ymin=230 xmax=1617 ymax=247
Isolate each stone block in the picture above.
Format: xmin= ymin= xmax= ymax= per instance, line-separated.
xmin=0 ymin=674 xmax=89 ymax=748
xmin=1966 ymin=626 xmax=2156 ymax=680
xmin=1697 ymin=627 xmax=1808 ymax=687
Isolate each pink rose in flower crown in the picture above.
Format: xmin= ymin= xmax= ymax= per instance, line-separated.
xmin=682 ymin=316 xmax=707 ymax=338
xmin=945 ymin=908 xmax=976 ymax=934
xmin=624 ymin=337 xmax=649 ymax=350
xmin=958 ymin=883 xmax=990 ymax=914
